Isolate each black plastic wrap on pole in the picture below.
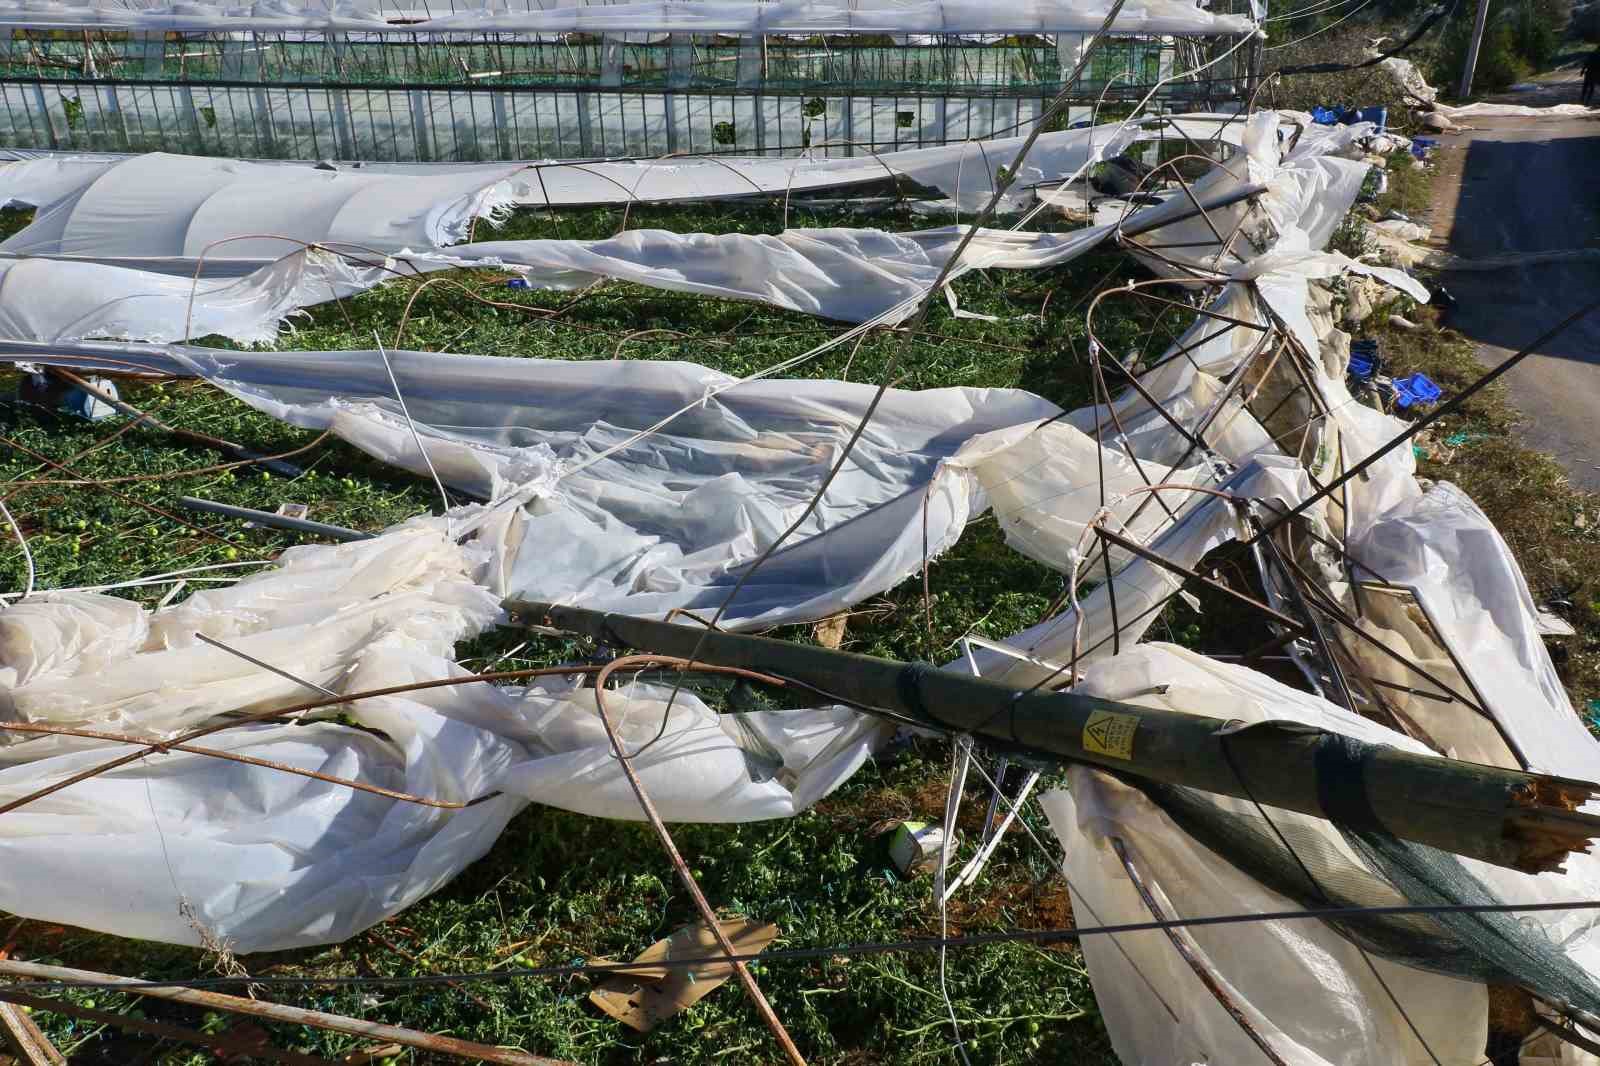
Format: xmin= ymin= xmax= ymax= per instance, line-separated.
xmin=508 ymin=600 xmax=1600 ymax=875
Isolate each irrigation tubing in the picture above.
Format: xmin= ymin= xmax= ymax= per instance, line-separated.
xmin=11 ymin=899 xmax=1600 ymax=995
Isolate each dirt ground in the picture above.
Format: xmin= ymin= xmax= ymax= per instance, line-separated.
xmin=1426 ymin=58 xmax=1600 ymax=488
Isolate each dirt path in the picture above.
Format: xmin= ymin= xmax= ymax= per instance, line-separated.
xmin=1426 ymin=69 xmax=1600 ymax=489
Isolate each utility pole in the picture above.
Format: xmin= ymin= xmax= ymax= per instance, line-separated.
xmin=1458 ymin=0 xmax=1492 ymax=99
xmin=508 ymin=600 xmax=1600 ymax=875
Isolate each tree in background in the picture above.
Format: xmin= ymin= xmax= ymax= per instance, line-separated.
xmin=1432 ymin=0 xmax=1567 ymax=95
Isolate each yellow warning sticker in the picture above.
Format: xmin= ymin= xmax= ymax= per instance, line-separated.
xmin=1082 ymin=710 xmax=1138 ymax=760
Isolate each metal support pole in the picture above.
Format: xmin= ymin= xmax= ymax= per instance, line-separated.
xmin=1458 ymin=0 xmax=1492 ymax=99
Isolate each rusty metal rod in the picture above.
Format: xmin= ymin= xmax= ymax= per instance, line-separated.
xmin=593 ymin=655 xmax=808 ymax=1066
xmin=0 ymin=665 xmax=606 ymax=820
xmin=1111 ymin=838 xmax=1290 ymax=1066
xmin=0 ymin=959 xmax=570 ymax=1066
xmin=0 ymin=720 xmax=473 ymax=809
xmin=0 ymin=986 xmax=331 ymax=1066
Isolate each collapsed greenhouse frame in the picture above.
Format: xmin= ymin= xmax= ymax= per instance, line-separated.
xmin=4 ymin=6 xmax=1600 ymax=1064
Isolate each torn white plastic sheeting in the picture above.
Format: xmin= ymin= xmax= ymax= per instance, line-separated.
xmin=0 ymin=121 xmax=1139 ymax=251
xmin=496 ymin=671 xmax=889 ymax=823
xmin=0 ymin=248 xmax=390 ymax=345
xmin=1041 ymin=643 xmax=1487 ymax=1066
xmin=1349 ymin=481 xmax=1597 ymax=778
xmin=0 ymin=223 xmax=1110 ymax=342
xmin=954 ymin=251 xmax=1424 ymax=685
xmin=426 ymin=224 xmax=1117 ymax=324
xmin=962 ymin=455 xmax=1309 ymax=687
xmin=944 ymin=418 xmax=1211 ymax=573
xmin=0 ymin=517 xmax=882 ymax=952
xmin=1433 ymin=102 xmax=1597 ymax=121
xmin=0 ymin=0 xmax=1255 ymax=35
xmin=134 ymin=344 xmax=1063 ymax=630
xmin=0 ymin=523 xmax=501 ymax=744
xmin=0 ymin=152 xmax=529 ymax=263
xmin=1121 ymin=110 xmax=1377 ymax=279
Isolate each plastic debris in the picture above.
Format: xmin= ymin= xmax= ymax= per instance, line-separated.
xmin=1348 ymin=339 xmax=1381 ymax=380
xmin=15 ymin=371 xmax=121 ymax=421
xmin=1392 ymin=371 xmax=1442 ymax=409
xmin=888 ymin=820 xmax=956 ymax=877
xmin=1310 ymin=105 xmax=1386 ymax=131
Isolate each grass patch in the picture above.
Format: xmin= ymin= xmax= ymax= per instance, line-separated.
xmin=1375 ymin=147 xmax=1432 ymax=219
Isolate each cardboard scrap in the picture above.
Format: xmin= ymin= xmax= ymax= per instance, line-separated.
xmin=589 ymin=918 xmax=779 ymax=1032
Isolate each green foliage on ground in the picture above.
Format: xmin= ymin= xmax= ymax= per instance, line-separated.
xmin=0 ymin=198 xmax=1163 ymax=1064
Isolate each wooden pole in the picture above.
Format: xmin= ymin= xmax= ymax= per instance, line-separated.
xmin=509 ymin=600 xmax=1600 ymax=874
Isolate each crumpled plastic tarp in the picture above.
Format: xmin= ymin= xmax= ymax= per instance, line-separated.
xmin=1041 ymin=644 xmax=1490 ymax=1066
xmin=0 ymin=517 xmax=886 ymax=952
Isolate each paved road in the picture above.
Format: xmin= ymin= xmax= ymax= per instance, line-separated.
xmin=1428 ymin=81 xmax=1600 ymax=488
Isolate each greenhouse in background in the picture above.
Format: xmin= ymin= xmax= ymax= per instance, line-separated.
xmin=0 ymin=0 xmax=1261 ymax=160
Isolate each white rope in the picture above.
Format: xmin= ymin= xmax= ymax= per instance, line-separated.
xmin=0 ymin=499 xmax=35 ymax=604
xmin=373 ymin=330 xmax=453 ymax=528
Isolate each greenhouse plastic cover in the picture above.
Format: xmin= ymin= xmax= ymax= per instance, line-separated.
xmin=0 ymin=120 xmax=1141 ymax=270
xmin=0 ymin=225 xmax=1112 ymax=342
xmin=0 ymin=521 xmax=887 ymax=950
xmin=0 ymin=0 xmax=1256 ymax=35
xmin=1041 ymin=645 xmax=1491 ymax=1066
xmin=0 ymin=116 xmax=1282 ymax=341
xmin=0 ymin=152 xmax=530 ymax=262
xmin=40 ymin=343 xmax=1061 ymax=630
xmin=0 ymin=115 xmax=1246 ymax=214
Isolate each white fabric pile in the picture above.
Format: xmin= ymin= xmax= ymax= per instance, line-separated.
xmin=0 ymin=518 xmax=885 ymax=951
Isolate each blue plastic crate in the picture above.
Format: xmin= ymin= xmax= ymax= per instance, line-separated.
xmin=1392 ymin=372 xmax=1442 ymax=409
xmin=1348 ymin=339 xmax=1381 ymax=380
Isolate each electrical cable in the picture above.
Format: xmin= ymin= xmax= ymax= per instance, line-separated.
xmin=1263 ymin=0 xmax=1370 ymax=22
xmin=1273 ymin=1 xmax=1455 ymax=73
xmin=1264 ymin=0 xmax=1379 ymax=50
